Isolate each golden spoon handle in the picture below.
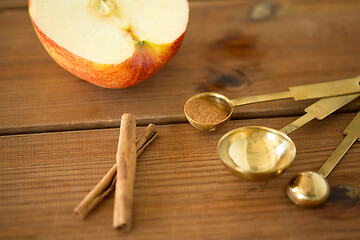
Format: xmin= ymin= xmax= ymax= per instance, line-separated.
xmin=231 ymin=76 xmax=360 ymax=107
xmin=280 ymin=113 xmax=314 ymax=135
xmin=318 ymin=112 xmax=360 ymax=178
xmin=318 ymin=134 xmax=357 ymax=178
xmin=289 ymin=76 xmax=360 ymax=100
xmin=231 ymin=91 xmax=292 ymax=106
xmin=279 ymin=94 xmax=360 ymax=135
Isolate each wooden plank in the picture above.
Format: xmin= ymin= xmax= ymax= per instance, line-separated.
xmin=0 ymin=113 xmax=359 ymax=239
xmin=1 ymin=0 xmax=360 ymax=134
xmin=0 ymin=0 xmax=27 ymax=9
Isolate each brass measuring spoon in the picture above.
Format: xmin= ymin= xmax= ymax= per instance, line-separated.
xmin=217 ymin=94 xmax=360 ymax=181
xmin=287 ymin=111 xmax=360 ymax=207
xmin=184 ymin=76 xmax=360 ymax=131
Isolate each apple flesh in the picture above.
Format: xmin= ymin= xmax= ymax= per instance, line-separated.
xmin=29 ymin=0 xmax=189 ymax=88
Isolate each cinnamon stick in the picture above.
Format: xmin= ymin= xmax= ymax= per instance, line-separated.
xmin=74 ymin=123 xmax=157 ymax=219
xmin=113 ymin=113 xmax=137 ymax=230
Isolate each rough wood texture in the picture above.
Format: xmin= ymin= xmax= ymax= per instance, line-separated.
xmin=0 ymin=114 xmax=359 ymax=240
xmin=1 ymin=0 xmax=360 ymax=134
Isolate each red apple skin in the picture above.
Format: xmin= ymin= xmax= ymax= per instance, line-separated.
xmin=28 ymin=1 xmax=187 ymax=89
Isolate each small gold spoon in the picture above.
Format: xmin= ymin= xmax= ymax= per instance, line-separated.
xmin=217 ymin=94 xmax=360 ymax=181
xmin=287 ymin=111 xmax=360 ymax=207
xmin=184 ymin=76 xmax=360 ymax=131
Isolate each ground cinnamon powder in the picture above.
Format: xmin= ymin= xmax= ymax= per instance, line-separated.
xmin=185 ymin=98 xmax=229 ymax=124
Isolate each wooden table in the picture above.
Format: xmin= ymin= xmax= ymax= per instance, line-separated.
xmin=1 ymin=0 xmax=360 ymax=239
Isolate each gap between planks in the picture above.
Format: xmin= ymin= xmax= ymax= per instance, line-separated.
xmin=1 ymin=109 xmax=358 ymax=137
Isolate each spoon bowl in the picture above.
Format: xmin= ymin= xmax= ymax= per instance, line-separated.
xmin=287 ymin=171 xmax=330 ymax=207
xmin=184 ymin=92 xmax=233 ymax=131
xmin=286 ymin=111 xmax=360 ymax=207
xmin=217 ymin=126 xmax=296 ymax=181
xmin=216 ymin=95 xmax=359 ymax=182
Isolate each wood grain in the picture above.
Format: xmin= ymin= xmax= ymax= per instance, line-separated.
xmin=0 ymin=114 xmax=359 ymax=240
xmin=1 ymin=0 xmax=360 ymax=134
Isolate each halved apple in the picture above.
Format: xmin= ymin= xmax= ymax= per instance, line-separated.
xmin=29 ymin=0 xmax=189 ymax=88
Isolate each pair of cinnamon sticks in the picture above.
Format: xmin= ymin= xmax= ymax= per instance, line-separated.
xmin=74 ymin=113 xmax=158 ymax=231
